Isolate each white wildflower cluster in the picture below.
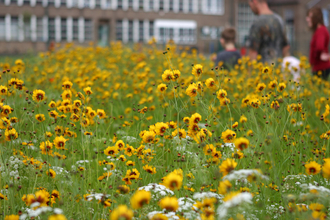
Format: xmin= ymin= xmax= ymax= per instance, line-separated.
xmin=85 ymin=193 xmax=111 ymax=201
xmin=139 ymin=183 xmax=174 ymax=198
xmin=121 ymin=136 xmax=137 ymax=143
xmin=193 ymin=192 xmax=223 ymax=201
xmin=217 ymin=192 xmax=253 ymax=219
xmin=51 ymin=166 xmax=69 ymax=175
xmin=1 ymin=156 xmax=25 ymax=183
xmin=266 ymin=203 xmax=285 ymax=219
xmin=284 ymin=174 xmax=309 ymax=181
xmin=300 ymin=183 xmax=330 ymax=194
xmin=221 ymin=143 xmax=235 ymax=151
xmin=177 ymin=197 xmax=201 ymax=220
xmin=147 ymin=211 xmax=179 ymax=220
xmin=20 ymin=206 xmax=63 ymax=220
xmin=223 ymin=169 xmax=269 ymax=182
xmin=76 ymin=160 xmax=91 ymax=164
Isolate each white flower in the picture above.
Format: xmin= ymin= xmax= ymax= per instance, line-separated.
xmin=193 ymin=192 xmax=222 ymax=200
xmin=222 ymin=169 xmax=269 ymax=181
xmin=139 ymin=183 xmax=174 ymax=196
xmin=217 ymin=192 xmax=253 ymax=219
xmin=300 ymin=183 xmax=330 ymax=194
xmin=53 ymin=208 xmax=63 ymax=214
xmin=122 ymin=136 xmax=137 ymax=143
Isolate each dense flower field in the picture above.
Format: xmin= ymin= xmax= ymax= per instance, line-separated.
xmin=1 ymin=42 xmax=330 ymax=220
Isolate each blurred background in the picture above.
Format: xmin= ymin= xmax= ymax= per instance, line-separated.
xmin=0 ymin=0 xmax=329 ymax=55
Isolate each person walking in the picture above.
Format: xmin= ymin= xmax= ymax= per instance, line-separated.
xmin=306 ymin=7 xmax=330 ymax=80
xmin=246 ymin=0 xmax=290 ymax=63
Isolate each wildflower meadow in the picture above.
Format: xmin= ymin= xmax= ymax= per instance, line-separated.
xmin=1 ymin=42 xmax=330 ymax=220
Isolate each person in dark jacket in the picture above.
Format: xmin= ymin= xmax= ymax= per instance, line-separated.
xmin=214 ymin=27 xmax=241 ymax=70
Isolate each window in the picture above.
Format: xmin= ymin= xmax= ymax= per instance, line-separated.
xmin=149 ymin=20 xmax=154 ymax=37
xmin=36 ymin=0 xmax=42 ymax=4
xmin=322 ymin=9 xmax=329 ymax=27
xmin=61 ymin=18 xmax=67 ymax=41
xmin=178 ymin=0 xmax=183 ymax=12
xmin=11 ymin=0 xmax=18 ymax=5
xmin=48 ymin=17 xmax=55 ymax=41
xmin=36 ymin=17 xmax=43 ymax=41
xmin=188 ymin=0 xmax=193 ymax=12
xmin=72 ymin=0 xmax=78 ymax=7
xmin=139 ymin=20 xmax=143 ymax=42
xmin=73 ymin=18 xmax=79 ymax=40
xmin=0 ymin=17 xmax=5 ymax=40
xmin=128 ymin=20 xmax=133 ymax=42
xmin=169 ymin=0 xmax=173 ymax=11
xmin=159 ymin=0 xmax=163 ymax=10
xmin=84 ymin=19 xmax=92 ymax=41
xmin=84 ymin=0 xmax=89 ymax=7
xmin=117 ymin=0 xmax=122 ymax=9
xmin=95 ymin=0 xmax=100 ymax=7
xmin=23 ymin=16 xmax=31 ymax=41
xmin=116 ymin=20 xmax=123 ymax=41
xmin=139 ymin=0 xmax=143 ymax=9
xmin=128 ymin=0 xmax=133 ymax=8
xmin=48 ymin=0 xmax=55 ymax=6
xmin=206 ymin=0 xmax=211 ymax=13
xmin=149 ymin=0 xmax=153 ymax=11
xmin=60 ymin=0 xmax=66 ymax=6
xmin=198 ymin=0 xmax=202 ymax=13
xmin=11 ymin=16 xmax=19 ymax=41
xmin=216 ymin=0 xmax=224 ymax=14
xmin=23 ymin=0 xmax=30 ymax=5
xmin=237 ymin=2 xmax=256 ymax=45
xmin=105 ymin=0 xmax=111 ymax=8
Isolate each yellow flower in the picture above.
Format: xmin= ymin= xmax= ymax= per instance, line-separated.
xmin=305 ymin=161 xmax=321 ymax=175
xmin=104 ymin=146 xmax=119 ymax=156
xmin=48 ymin=214 xmax=67 ymax=220
xmin=5 ymin=128 xmax=18 ymax=141
xmin=150 ymin=213 xmax=168 ymax=220
xmin=205 ymin=78 xmax=217 ymax=90
xmin=322 ymin=159 xmax=330 ymax=179
xmin=159 ymin=196 xmax=179 ymax=212
xmin=162 ymin=69 xmax=174 ymax=82
xmin=157 ymin=83 xmax=167 ymax=93
xmin=277 ymin=83 xmax=286 ymax=92
xmin=130 ymin=190 xmax=151 ymax=209
xmin=221 ymin=129 xmax=236 ymax=143
xmin=219 ymin=158 xmax=237 ymax=176
xmin=234 ymin=137 xmax=249 ymax=151
xmin=256 ymin=83 xmax=266 ymax=92
xmin=223 ymin=191 xmax=241 ymax=202
xmin=155 ymin=122 xmax=169 ymax=136
xmin=192 ymin=64 xmax=203 ymax=77
xmin=143 ymin=165 xmax=156 ymax=174
xmin=62 ymin=80 xmax=73 ymax=90
xmin=32 ymin=89 xmax=46 ymax=102
xmin=83 ymin=87 xmax=93 ymax=95
xmin=186 ymin=83 xmax=198 ymax=97
xmin=46 ymin=169 xmax=56 ymax=178
xmin=163 ymin=172 xmax=183 ymax=191
xmin=218 ymin=180 xmax=232 ymax=195
xmin=0 ymin=85 xmax=8 ymax=95
xmin=35 ymin=114 xmax=45 ymax=122
xmin=142 ymin=131 xmax=156 ymax=143
xmin=54 ymin=136 xmax=67 ymax=150
xmin=110 ymin=205 xmax=133 ymax=220
xmin=4 ymin=215 xmax=19 ymax=220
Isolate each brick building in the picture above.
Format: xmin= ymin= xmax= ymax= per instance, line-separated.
xmin=0 ymin=0 xmax=329 ymax=54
